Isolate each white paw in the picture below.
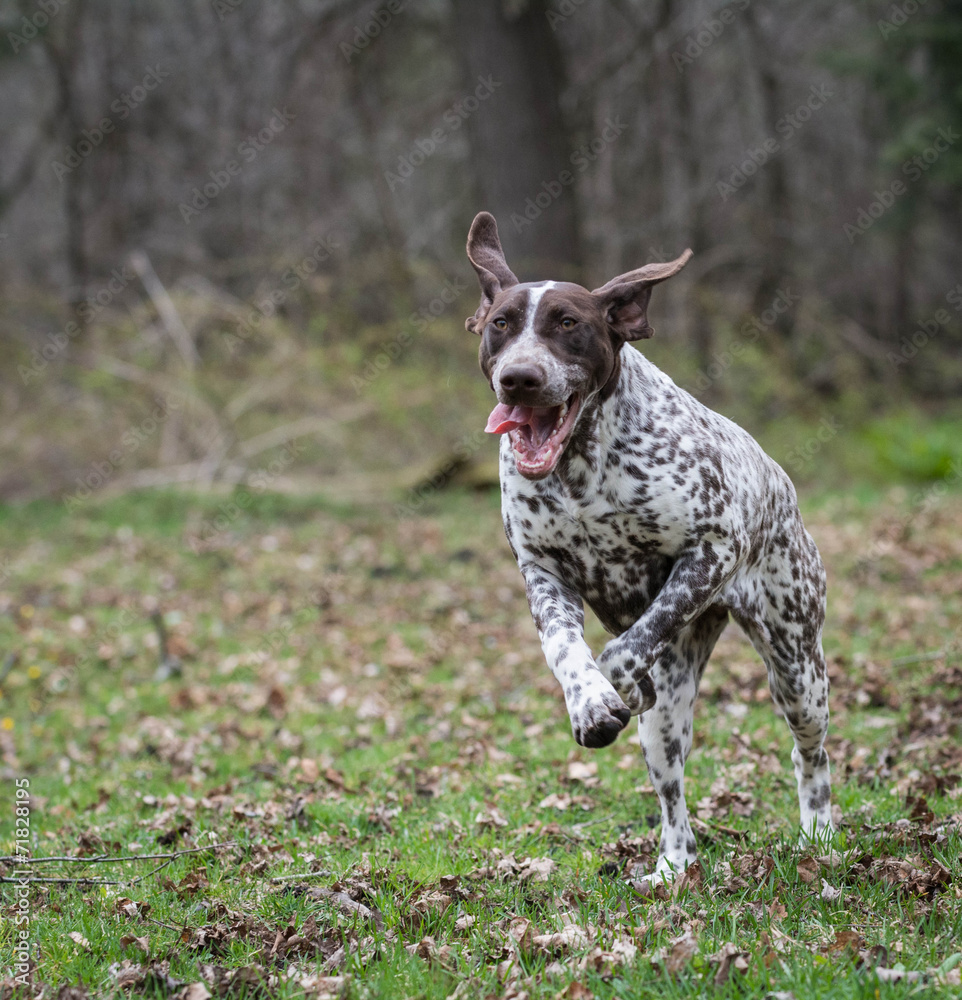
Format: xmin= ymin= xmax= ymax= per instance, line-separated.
xmin=568 ymin=684 xmax=631 ymax=748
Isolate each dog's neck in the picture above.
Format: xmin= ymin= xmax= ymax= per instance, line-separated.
xmin=554 ymin=346 xmax=663 ymax=486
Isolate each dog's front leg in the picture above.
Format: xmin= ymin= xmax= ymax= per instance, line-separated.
xmin=597 ymin=545 xmax=738 ymax=710
xmin=523 ymin=565 xmax=631 ymax=748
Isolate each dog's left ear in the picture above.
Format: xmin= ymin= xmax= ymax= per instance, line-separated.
xmin=465 ymin=211 xmax=519 ymax=334
xmin=591 ymin=249 xmax=693 ymax=341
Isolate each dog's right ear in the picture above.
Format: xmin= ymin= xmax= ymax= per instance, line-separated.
xmin=465 ymin=212 xmax=519 ymax=334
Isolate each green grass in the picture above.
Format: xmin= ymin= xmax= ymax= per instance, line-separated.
xmin=2 ymin=485 xmax=962 ymax=998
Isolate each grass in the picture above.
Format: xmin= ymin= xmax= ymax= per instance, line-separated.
xmin=1 ymin=483 xmax=962 ymax=998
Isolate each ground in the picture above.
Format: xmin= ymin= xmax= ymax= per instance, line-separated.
xmin=1 ymin=484 xmax=962 ymax=999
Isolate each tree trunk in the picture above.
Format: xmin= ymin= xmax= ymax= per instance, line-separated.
xmin=742 ymin=8 xmax=794 ymax=339
xmin=450 ymin=0 xmax=582 ymax=278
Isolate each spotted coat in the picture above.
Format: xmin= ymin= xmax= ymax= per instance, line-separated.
xmin=465 ymin=212 xmax=832 ymax=879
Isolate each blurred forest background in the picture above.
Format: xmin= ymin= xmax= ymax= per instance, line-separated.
xmin=1 ymin=0 xmax=962 ymax=503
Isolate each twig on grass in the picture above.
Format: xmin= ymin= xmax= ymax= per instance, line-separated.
xmin=0 ymin=841 xmax=236 ymax=886
xmin=0 ymin=875 xmax=126 ymax=884
xmin=0 ymin=842 xmax=235 ymax=866
xmin=270 ymin=870 xmax=335 ymax=883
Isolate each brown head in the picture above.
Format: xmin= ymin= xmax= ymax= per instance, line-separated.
xmin=465 ymin=211 xmax=692 ymax=479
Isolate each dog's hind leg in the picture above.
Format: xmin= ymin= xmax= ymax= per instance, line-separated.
xmin=637 ymin=606 xmax=729 ymax=881
xmin=739 ymin=529 xmax=833 ymax=843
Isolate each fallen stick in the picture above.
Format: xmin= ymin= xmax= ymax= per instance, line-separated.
xmin=0 ymin=842 xmax=234 ymax=866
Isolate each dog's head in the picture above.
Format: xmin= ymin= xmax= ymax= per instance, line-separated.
xmin=465 ymin=211 xmax=692 ymax=480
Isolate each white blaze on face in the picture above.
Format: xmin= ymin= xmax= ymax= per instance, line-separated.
xmin=492 ymin=281 xmax=572 ymax=401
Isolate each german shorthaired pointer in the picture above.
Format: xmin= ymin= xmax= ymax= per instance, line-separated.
xmin=465 ymin=212 xmax=832 ymax=880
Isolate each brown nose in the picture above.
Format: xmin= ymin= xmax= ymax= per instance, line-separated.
xmin=499 ymin=364 xmax=545 ymax=396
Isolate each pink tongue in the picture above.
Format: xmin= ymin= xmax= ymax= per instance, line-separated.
xmin=485 ymin=402 xmax=534 ymax=434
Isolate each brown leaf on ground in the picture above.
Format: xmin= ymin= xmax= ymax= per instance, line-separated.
xmin=410 ymin=890 xmax=453 ymax=916
xmin=178 ymin=984 xmax=212 ymax=1000
xmin=308 ymin=887 xmax=385 ymax=930
xmin=652 ymin=929 xmax=697 ymax=976
xmin=579 ymin=939 xmax=638 ymax=976
xmin=826 ymin=930 xmax=863 ymax=956
xmin=292 ymin=975 xmax=350 ymax=1000
xmin=110 ymin=960 xmax=183 ymax=995
xmin=708 ymin=942 xmax=750 ymax=985
xmin=673 ymin=860 xmax=704 ymax=896
xmin=906 ymin=794 xmax=934 ymax=825
xmin=56 ymin=988 xmax=89 ymax=1000
xmin=475 ymin=806 xmax=508 ymax=828
xmin=796 ymin=856 xmax=819 ymax=884
xmin=850 ymin=854 xmax=953 ymax=900
xmin=696 ymin=786 xmax=754 ymax=821
xmin=518 ymin=857 xmax=556 ymax=883
xmin=555 ymin=982 xmax=593 ymax=999
xmin=508 ymin=916 xmax=535 ymax=951
xmin=566 ymin=760 xmax=599 ymax=785
xmin=115 ymin=897 xmax=151 ymax=919
xmin=119 ymin=935 xmax=150 ymax=955
xmin=169 ymin=868 xmax=209 ymax=899
xmin=532 ymin=924 xmax=591 ymax=956
xmin=68 ymin=931 xmax=91 ymax=951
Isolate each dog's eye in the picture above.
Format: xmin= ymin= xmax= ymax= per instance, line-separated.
xmin=493 ymin=318 xmax=507 ymax=330
xmin=561 ymin=317 xmax=577 ymax=329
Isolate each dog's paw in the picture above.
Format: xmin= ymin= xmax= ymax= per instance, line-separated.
xmin=571 ymin=690 xmax=631 ymax=748
xmin=597 ymin=640 xmax=656 ymax=716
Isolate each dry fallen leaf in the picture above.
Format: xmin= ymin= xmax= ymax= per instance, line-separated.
xmin=180 ymin=983 xmax=212 ymax=1000
xmin=820 ymin=879 xmax=842 ymax=903
xmin=566 ymin=760 xmax=598 ymax=784
xmin=519 ymin=857 xmax=556 ymax=882
xmin=709 ymin=942 xmax=750 ymax=985
xmin=555 ymin=982 xmax=593 ymax=999
xmin=796 ymin=856 xmax=819 ymax=884
xmin=475 ymin=806 xmax=508 ymax=828
xmin=68 ymin=931 xmax=91 ymax=951
xmin=120 ymin=934 xmax=150 ymax=955
xmin=532 ymin=924 xmax=590 ymax=955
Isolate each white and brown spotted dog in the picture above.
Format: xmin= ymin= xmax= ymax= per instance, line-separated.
xmin=465 ymin=211 xmax=832 ymax=880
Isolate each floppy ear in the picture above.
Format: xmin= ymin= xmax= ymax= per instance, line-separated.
xmin=591 ymin=249 xmax=693 ymax=341
xmin=465 ymin=211 xmax=519 ymax=334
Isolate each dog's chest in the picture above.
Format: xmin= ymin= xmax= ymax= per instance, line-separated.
xmin=505 ymin=476 xmax=678 ymax=633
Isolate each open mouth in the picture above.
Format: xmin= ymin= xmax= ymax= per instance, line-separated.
xmin=484 ymin=395 xmax=581 ymax=478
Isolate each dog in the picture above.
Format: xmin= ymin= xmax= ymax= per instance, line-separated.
xmin=464 ymin=211 xmax=832 ymax=880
